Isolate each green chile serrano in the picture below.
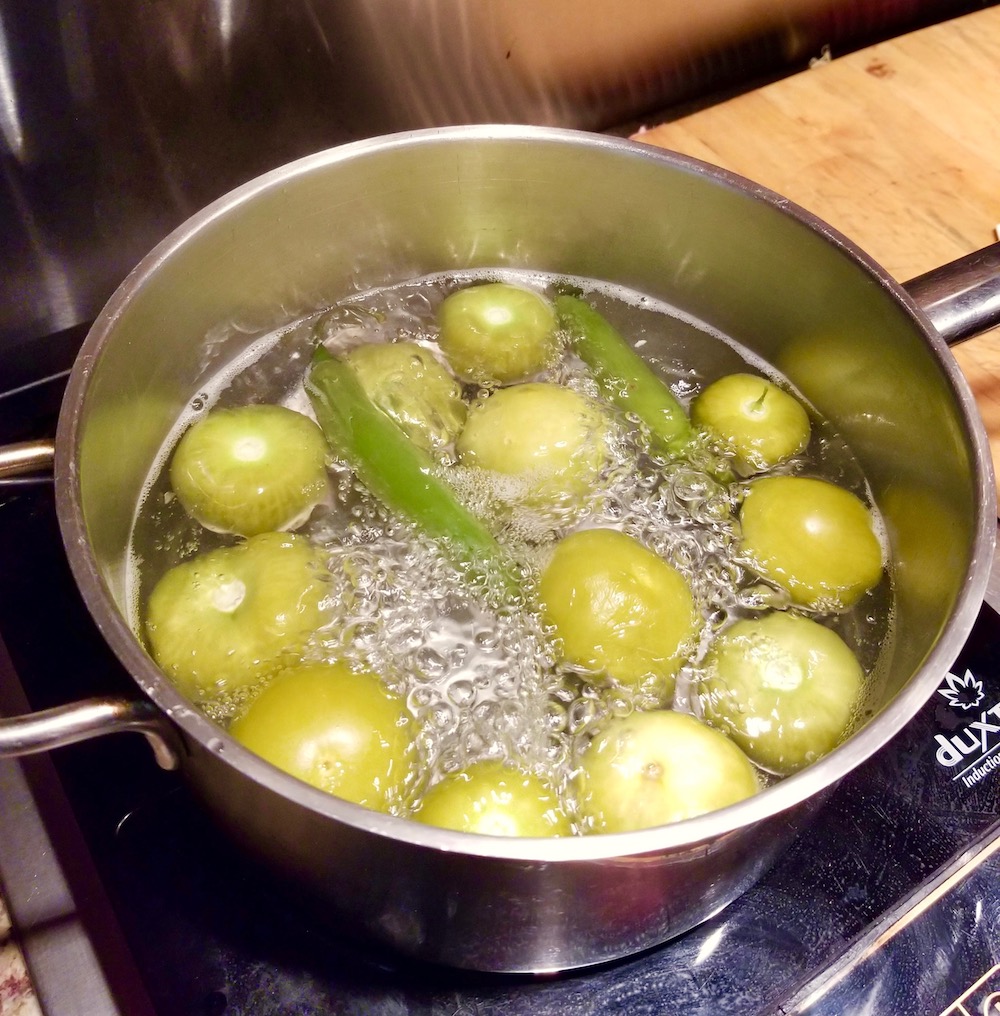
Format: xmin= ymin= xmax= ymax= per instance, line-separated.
xmin=306 ymin=347 xmax=518 ymax=593
xmin=554 ymin=294 xmax=692 ymax=454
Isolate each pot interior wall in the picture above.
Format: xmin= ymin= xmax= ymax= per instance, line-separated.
xmin=68 ymin=129 xmax=981 ymax=724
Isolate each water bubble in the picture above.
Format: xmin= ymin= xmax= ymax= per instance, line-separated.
xmin=446 ymin=678 xmax=476 ymax=707
xmin=428 ymin=702 xmax=455 ymax=730
xmin=493 ymin=669 xmax=523 ymax=698
xmin=544 ymin=700 xmax=568 ymax=733
xmin=472 ymin=664 xmax=496 ymax=689
xmin=463 ymin=731 xmax=487 ymax=756
xmin=414 ymin=647 xmax=449 ymax=678
xmin=407 ymin=688 xmax=437 ymax=717
xmin=568 ymin=697 xmax=601 ymax=735
xmin=474 ymin=629 xmax=501 ymax=653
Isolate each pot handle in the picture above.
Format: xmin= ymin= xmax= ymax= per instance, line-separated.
xmin=903 ymin=240 xmax=1000 ymax=346
xmin=1 ymin=446 xmax=182 ymax=771
xmin=0 ymin=696 xmax=182 ymax=770
xmin=0 ymin=439 xmax=56 ymax=479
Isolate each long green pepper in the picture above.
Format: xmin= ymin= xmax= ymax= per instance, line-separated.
xmin=555 ymin=294 xmax=693 ymax=455
xmin=306 ymin=347 xmax=517 ymax=592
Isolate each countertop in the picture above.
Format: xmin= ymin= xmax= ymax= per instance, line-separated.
xmin=0 ymin=897 xmax=38 ymax=1016
xmin=634 ymin=4 xmax=1000 ymax=497
xmin=1 ymin=7 xmax=998 ymax=1014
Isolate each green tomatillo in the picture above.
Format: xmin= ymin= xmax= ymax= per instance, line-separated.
xmin=170 ymin=404 xmax=329 ymax=537
xmin=538 ymin=528 xmax=700 ymax=701
xmin=691 ymin=373 xmax=811 ymax=474
xmin=145 ymin=532 xmax=328 ymax=701
xmin=438 ymin=282 xmax=559 ymax=386
xmin=577 ymin=710 xmax=759 ymax=833
xmin=231 ymin=661 xmax=414 ymax=812
xmin=739 ymin=475 xmax=884 ymax=610
xmin=413 ymin=760 xmax=571 ymax=836
xmin=700 ymin=611 xmax=864 ymax=775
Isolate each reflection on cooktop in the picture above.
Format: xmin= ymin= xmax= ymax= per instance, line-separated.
xmin=788 ymin=820 xmax=1000 ymax=1015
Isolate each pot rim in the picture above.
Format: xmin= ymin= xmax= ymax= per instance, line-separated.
xmin=54 ymin=123 xmax=998 ymax=864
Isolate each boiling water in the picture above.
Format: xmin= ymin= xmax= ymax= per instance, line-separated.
xmin=128 ymin=270 xmax=895 ymax=822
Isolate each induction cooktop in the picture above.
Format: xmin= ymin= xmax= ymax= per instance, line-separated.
xmin=1 ymin=329 xmax=999 ymax=1016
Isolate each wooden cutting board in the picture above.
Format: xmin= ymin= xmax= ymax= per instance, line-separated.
xmin=633 ymin=6 xmax=1000 ymax=498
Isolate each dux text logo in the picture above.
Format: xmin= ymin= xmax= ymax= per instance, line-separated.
xmin=934 ymin=670 xmax=1000 ymax=786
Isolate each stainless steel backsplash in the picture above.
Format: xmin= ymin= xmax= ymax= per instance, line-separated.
xmin=0 ymin=0 xmax=986 ymax=348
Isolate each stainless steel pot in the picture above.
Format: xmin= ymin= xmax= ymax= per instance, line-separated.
xmin=1 ymin=126 xmax=998 ymax=973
